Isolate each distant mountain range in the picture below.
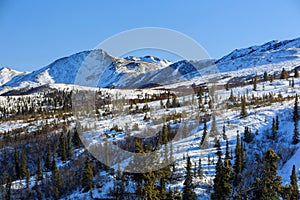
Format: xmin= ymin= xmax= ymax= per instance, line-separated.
xmin=1 ymin=37 xmax=300 ymax=91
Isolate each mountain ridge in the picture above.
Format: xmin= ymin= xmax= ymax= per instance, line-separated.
xmin=1 ymin=37 xmax=300 ymax=91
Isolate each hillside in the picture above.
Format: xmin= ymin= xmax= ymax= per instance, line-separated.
xmin=0 ymin=38 xmax=300 ymax=199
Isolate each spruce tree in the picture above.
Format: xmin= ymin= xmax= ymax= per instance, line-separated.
xmin=264 ymin=71 xmax=268 ymax=82
xmin=58 ymin=133 xmax=67 ymax=161
xmin=225 ymin=140 xmax=231 ymax=162
xmin=289 ymin=165 xmax=299 ymax=200
xmin=276 ymin=115 xmax=279 ymax=131
xmin=234 ymin=133 xmax=242 ymax=186
xmin=229 ymin=89 xmax=235 ymax=102
xmin=293 ymin=94 xmax=299 ymax=144
xmin=21 ymin=150 xmax=27 ymax=178
xmin=211 ymin=140 xmax=224 ymax=200
xmin=45 ymin=144 xmax=51 ymax=171
xmin=82 ymin=158 xmax=93 ymax=192
xmin=14 ymin=150 xmax=20 ymax=179
xmin=253 ymin=148 xmax=282 ymax=199
xmin=72 ymin=127 xmax=81 ymax=149
xmin=240 ymin=95 xmax=247 ymax=118
xmin=272 ymin=117 xmax=277 ymax=140
xmin=295 ymin=67 xmax=299 ymax=78
xmin=141 ymin=171 xmax=160 ymax=200
xmin=182 ymin=156 xmax=197 ymax=200
xmin=281 ymin=68 xmax=288 ymax=80
xmin=67 ymin=130 xmax=72 ymax=159
xmin=52 ymin=143 xmax=57 ymax=172
xmin=37 ymin=154 xmax=43 ymax=181
xmin=212 ymin=140 xmax=233 ymax=200
xmin=253 ymin=74 xmax=258 ymax=91
xmin=222 ymin=160 xmax=233 ymax=199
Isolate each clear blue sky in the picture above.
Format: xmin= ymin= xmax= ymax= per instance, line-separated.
xmin=1 ymin=0 xmax=300 ymax=71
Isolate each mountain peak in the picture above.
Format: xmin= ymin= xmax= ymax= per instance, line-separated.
xmin=123 ymin=55 xmax=172 ymax=67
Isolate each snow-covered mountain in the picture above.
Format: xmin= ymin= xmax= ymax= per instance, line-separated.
xmin=216 ymin=37 xmax=300 ymax=72
xmin=2 ymin=50 xmax=168 ymax=89
xmin=0 ymin=67 xmax=27 ymax=85
xmin=1 ymin=37 xmax=300 ymax=91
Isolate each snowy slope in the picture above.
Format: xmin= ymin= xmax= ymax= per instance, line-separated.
xmin=0 ymin=67 xmax=27 ymax=85
xmin=216 ymin=37 xmax=300 ymax=72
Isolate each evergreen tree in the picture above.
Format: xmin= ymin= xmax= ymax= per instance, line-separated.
xmin=14 ymin=150 xmax=20 ymax=179
xmin=295 ymin=67 xmax=299 ymax=78
xmin=294 ymin=94 xmax=298 ymax=122
xmin=45 ymin=144 xmax=51 ymax=171
xmin=52 ymin=143 xmax=57 ymax=172
xmin=225 ymin=140 xmax=231 ymax=162
xmin=293 ymin=94 xmax=299 ymax=144
xmin=211 ymin=140 xmax=224 ymax=200
xmin=211 ymin=140 xmax=233 ymax=200
xmin=198 ymin=158 xmax=203 ymax=179
xmin=141 ymin=171 xmax=160 ymax=200
xmin=67 ymin=130 xmax=72 ymax=159
xmin=271 ymin=117 xmax=277 ymax=140
xmin=264 ymin=71 xmax=268 ymax=82
xmin=240 ymin=140 xmax=245 ymax=171
xmin=253 ymin=74 xmax=258 ymax=91
xmin=244 ymin=126 xmax=254 ymax=143
xmin=289 ymin=165 xmax=299 ymax=200
xmin=72 ymin=127 xmax=82 ymax=149
xmin=253 ymin=148 xmax=282 ymax=200
xmin=276 ymin=116 xmax=279 ymax=131
xmin=21 ymin=150 xmax=27 ymax=178
xmin=240 ymin=95 xmax=247 ymax=118
xmin=229 ymin=89 xmax=235 ymax=102
xmin=182 ymin=156 xmax=197 ymax=200
xmin=58 ymin=133 xmax=67 ymax=161
xmin=37 ymin=154 xmax=43 ymax=181
xmin=82 ymin=158 xmax=93 ymax=192
xmin=234 ymin=133 xmax=243 ymax=186
xmin=281 ymin=68 xmax=288 ymax=80
xmin=53 ymin=169 xmax=63 ymax=195
xmin=110 ymin=166 xmax=126 ymax=200
xmin=222 ymin=160 xmax=233 ymax=199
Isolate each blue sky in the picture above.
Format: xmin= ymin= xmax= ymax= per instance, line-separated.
xmin=1 ymin=0 xmax=300 ymax=71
